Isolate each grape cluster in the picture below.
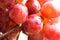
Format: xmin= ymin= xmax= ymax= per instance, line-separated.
xmin=0 ymin=0 xmax=60 ymax=40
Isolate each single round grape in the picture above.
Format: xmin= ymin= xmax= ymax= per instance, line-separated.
xmin=9 ymin=3 xmax=28 ymax=25
xmin=26 ymin=0 xmax=41 ymax=15
xmin=43 ymin=16 xmax=60 ymax=40
xmin=41 ymin=1 xmax=60 ymax=19
xmin=22 ymin=14 xmax=43 ymax=35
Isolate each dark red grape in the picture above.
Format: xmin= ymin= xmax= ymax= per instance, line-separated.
xmin=26 ymin=0 xmax=41 ymax=14
xmin=28 ymin=32 xmax=43 ymax=40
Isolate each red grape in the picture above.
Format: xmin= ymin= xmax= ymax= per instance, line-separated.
xmin=0 ymin=0 xmax=15 ymax=6
xmin=0 ymin=0 xmax=28 ymax=40
xmin=0 ymin=6 xmax=21 ymax=40
xmin=6 ymin=25 xmax=20 ymax=40
xmin=38 ymin=0 xmax=52 ymax=7
xmin=26 ymin=0 xmax=41 ymax=14
xmin=0 ymin=0 xmax=27 ymax=10
xmin=41 ymin=0 xmax=60 ymax=19
xmin=28 ymin=32 xmax=43 ymax=40
xmin=1 ymin=0 xmax=60 ymax=40
xmin=43 ymin=16 xmax=60 ymax=40
xmin=0 ymin=7 xmax=9 ymax=33
xmin=22 ymin=14 xmax=43 ymax=35
xmin=9 ymin=3 xmax=28 ymax=24
xmin=14 ymin=0 xmax=27 ymax=4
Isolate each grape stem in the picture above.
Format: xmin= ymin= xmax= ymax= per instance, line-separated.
xmin=0 ymin=24 xmax=19 ymax=38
